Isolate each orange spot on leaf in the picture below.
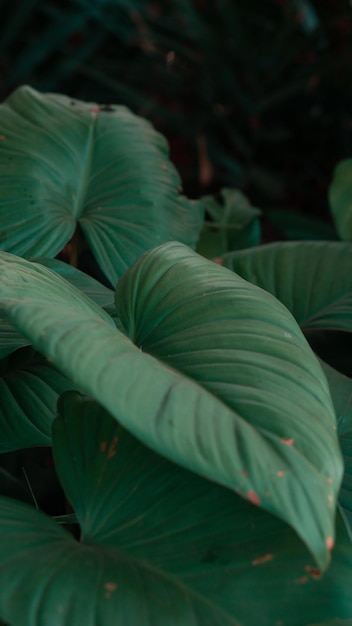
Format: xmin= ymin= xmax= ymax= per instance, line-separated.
xmin=252 ymin=553 xmax=273 ymax=566
xmin=326 ymin=536 xmax=334 ymax=551
xmin=100 ymin=442 xmax=107 ymax=452
xmin=108 ymin=436 xmax=118 ymax=459
xmin=247 ymin=490 xmax=261 ymax=506
xmin=0 ymin=135 xmax=6 ymax=140
xmin=327 ymin=477 xmax=334 ymax=484
xmin=213 ymin=257 xmax=224 ymax=265
xmin=281 ymin=438 xmax=294 ymax=446
xmin=104 ymin=581 xmax=117 ymax=599
xmin=277 ymin=470 xmax=285 ymax=477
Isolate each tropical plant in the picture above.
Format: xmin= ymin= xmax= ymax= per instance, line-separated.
xmin=0 ymin=86 xmax=352 ymax=625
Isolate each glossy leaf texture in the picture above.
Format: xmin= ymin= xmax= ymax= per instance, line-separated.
xmin=0 ymin=347 xmax=79 ymax=452
xmin=222 ymin=241 xmax=352 ymax=331
xmin=0 ymin=257 xmax=114 ymax=360
xmin=1 ymin=393 xmax=352 ymax=626
xmin=329 ymin=159 xmax=352 ymax=241
xmin=0 ymin=244 xmax=342 ymax=568
xmin=0 ymin=85 xmax=203 ymax=285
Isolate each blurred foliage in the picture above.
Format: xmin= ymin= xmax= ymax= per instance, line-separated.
xmin=0 ymin=0 xmax=351 ymax=219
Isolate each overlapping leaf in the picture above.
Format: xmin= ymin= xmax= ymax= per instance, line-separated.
xmin=0 ymin=393 xmax=351 ymax=626
xmin=320 ymin=359 xmax=352 ymax=535
xmin=0 ymin=257 xmax=114 ymax=359
xmin=0 ymin=244 xmax=342 ymax=568
xmin=0 ymin=85 xmax=203 ymax=285
xmin=329 ymin=159 xmax=352 ymax=241
xmin=197 ymin=188 xmax=261 ymax=259
xmin=222 ymin=241 xmax=352 ymax=331
xmin=0 ymin=347 xmax=79 ymax=452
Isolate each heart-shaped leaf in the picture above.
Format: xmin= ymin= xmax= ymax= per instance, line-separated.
xmin=0 ymin=393 xmax=351 ymax=626
xmin=329 ymin=159 xmax=352 ymax=241
xmin=0 ymin=85 xmax=203 ymax=285
xmin=221 ymin=241 xmax=352 ymax=331
xmin=0 ymin=244 xmax=342 ymax=569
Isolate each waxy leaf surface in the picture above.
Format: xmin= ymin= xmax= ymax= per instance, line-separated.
xmin=222 ymin=242 xmax=352 ymax=331
xmin=0 ymin=243 xmax=343 ymax=569
xmin=0 ymin=393 xmax=351 ymax=626
xmin=0 ymin=85 xmax=203 ymax=284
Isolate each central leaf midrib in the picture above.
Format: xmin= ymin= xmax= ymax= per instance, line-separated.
xmin=73 ymin=115 xmax=97 ymax=219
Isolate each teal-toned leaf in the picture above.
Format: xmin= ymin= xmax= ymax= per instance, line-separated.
xmin=0 ymin=347 xmax=79 ymax=452
xmin=329 ymin=159 xmax=352 ymax=241
xmin=0 ymin=85 xmax=203 ymax=285
xmin=0 ymin=244 xmax=342 ymax=569
xmin=0 ymin=316 xmax=29 ymax=360
xmin=319 ymin=359 xmax=352 ymax=535
xmin=0 ymin=257 xmax=114 ymax=359
xmin=197 ymin=188 xmax=261 ymax=258
xmin=35 ymin=258 xmax=114 ymax=309
xmin=222 ymin=241 xmax=352 ymax=331
xmin=1 ymin=394 xmax=351 ymax=626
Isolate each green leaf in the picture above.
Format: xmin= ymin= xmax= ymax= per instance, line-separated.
xmin=319 ymin=359 xmax=352 ymax=536
xmin=0 ymin=85 xmax=203 ymax=285
xmin=0 ymin=244 xmax=342 ymax=570
xmin=329 ymin=159 xmax=352 ymax=241
xmin=222 ymin=241 xmax=352 ymax=331
xmin=36 ymin=258 xmax=114 ymax=309
xmin=0 ymin=257 xmax=114 ymax=359
xmin=0 ymin=394 xmax=351 ymax=626
xmin=197 ymin=188 xmax=261 ymax=258
xmin=0 ymin=347 xmax=79 ymax=452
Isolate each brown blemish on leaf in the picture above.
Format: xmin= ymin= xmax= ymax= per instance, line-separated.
xmin=305 ymin=565 xmax=321 ymax=579
xmin=108 ymin=436 xmax=118 ymax=459
xmin=246 ymin=490 xmax=261 ymax=506
xmin=281 ymin=438 xmax=294 ymax=446
xmin=100 ymin=442 xmax=107 ymax=453
xmin=240 ymin=470 xmax=248 ymax=477
xmin=252 ymin=553 xmax=273 ymax=566
xmin=294 ymin=575 xmax=308 ymax=585
xmin=213 ymin=257 xmax=224 ymax=265
xmin=0 ymin=135 xmax=6 ymax=140
xmin=277 ymin=470 xmax=285 ymax=477
xmin=327 ymin=477 xmax=334 ymax=484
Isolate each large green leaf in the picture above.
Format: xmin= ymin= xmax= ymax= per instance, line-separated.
xmin=0 ymin=244 xmax=342 ymax=569
xmin=0 ymin=347 xmax=79 ymax=452
xmin=0 ymin=393 xmax=351 ymax=626
xmin=222 ymin=241 xmax=352 ymax=331
xmin=0 ymin=257 xmax=114 ymax=360
xmin=0 ymin=85 xmax=203 ymax=285
xmin=329 ymin=159 xmax=352 ymax=241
